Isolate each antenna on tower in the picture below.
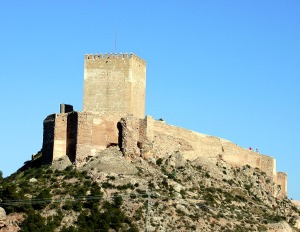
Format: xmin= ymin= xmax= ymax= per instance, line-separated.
xmin=114 ymin=32 xmax=117 ymax=53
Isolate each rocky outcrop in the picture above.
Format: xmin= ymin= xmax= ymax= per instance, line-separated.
xmin=1 ymin=213 xmax=24 ymax=232
xmin=267 ymin=221 xmax=293 ymax=232
xmin=0 ymin=207 xmax=6 ymax=229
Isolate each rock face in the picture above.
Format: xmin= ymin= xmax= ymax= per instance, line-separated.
xmin=267 ymin=221 xmax=293 ymax=232
xmin=79 ymin=150 xmax=300 ymax=231
xmin=0 ymin=213 xmax=24 ymax=232
xmin=1 ymin=148 xmax=300 ymax=231
xmin=51 ymin=155 xmax=73 ymax=171
xmin=80 ymin=147 xmax=137 ymax=175
xmin=0 ymin=207 xmax=6 ymax=229
xmin=292 ymin=200 xmax=300 ymax=209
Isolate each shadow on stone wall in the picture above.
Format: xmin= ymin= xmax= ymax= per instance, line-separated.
xmin=67 ymin=112 xmax=78 ymax=163
xmin=42 ymin=115 xmax=55 ymax=164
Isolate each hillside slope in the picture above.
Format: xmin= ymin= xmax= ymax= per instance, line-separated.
xmin=0 ymin=146 xmax=300 ymax=231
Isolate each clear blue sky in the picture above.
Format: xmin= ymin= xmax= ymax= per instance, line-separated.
xmin=0 ymin=1 xmax=299 ymax=199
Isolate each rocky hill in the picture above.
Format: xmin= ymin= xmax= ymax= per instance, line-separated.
xmin=0 ymin=146 xmax=300 ymax=231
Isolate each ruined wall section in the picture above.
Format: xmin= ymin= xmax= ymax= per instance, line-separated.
xmin=118 ymin=115 xmax=156 ymax=159
xmin=276 ymin=172 xmax=288 ymax=199
xmin=83 ymin=53 xmax=146 ymax=119
xmin=118 ymin=115 xmax=141 ymax=159
xmin=42 ymin=113 xmax=68 ymax=163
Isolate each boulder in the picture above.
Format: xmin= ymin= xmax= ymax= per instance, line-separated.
xmin=0 ymin=207 xmax=6 ymax=221
xmin=0 ymin=207 xmax=6 ymax=228
xmin=176 ymin=204 xmax=189 ymax=215
xmin=29 ymin=177 xmax=37 ymax=183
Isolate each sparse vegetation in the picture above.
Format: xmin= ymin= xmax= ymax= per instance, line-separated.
xmin=0 ymin=151 xmax=299 ymax=231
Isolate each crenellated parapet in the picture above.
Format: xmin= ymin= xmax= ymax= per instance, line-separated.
xmin=84 ymin=53 xmax=146 ymax=65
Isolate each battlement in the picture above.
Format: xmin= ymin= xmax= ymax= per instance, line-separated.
xmin=84 ymin=53 xmax=146 ymax=65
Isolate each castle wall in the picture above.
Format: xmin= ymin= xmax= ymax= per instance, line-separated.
xmin=150 ymin=119 xmax=277 ymax=178
xmin=83 ymin=53 xmax=146 ymax=119
xmin=42 ymin=114 xmax=56 ymax=163
xmin=42 ymin=111 xmax=119 ymax=163
xmin=276 ymin=172 xmax=288 ymax=199
xmin=60 ymin=103 xmax=73 ymax=113
xmin=118 ymin=116 xmax=141 ymax=159
xmin=42 ymin=114 xmax=68 ymax=162
xmin=66 ymin=112 xmax=78 ymax=162
xmin=261 ymin=155 xmax=276 ymax=178
xmin=119 ymin=115 xmax=279 ymax=184
xmin=128 ymin=55 xmax=146 ymax=118
xmin=52 ymin=114 xmax=68 ymax=161
xmin=75 ymin=112 xmax=119 ymax=161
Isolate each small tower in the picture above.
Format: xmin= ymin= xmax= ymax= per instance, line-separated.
xmin=83 ymin=53 xmax=146 ymax=119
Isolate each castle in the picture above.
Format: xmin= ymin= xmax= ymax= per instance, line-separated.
xmin=42 ymin=52 xmax=287 ymax=198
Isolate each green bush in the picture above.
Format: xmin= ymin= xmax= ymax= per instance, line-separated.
xmin=156 ymin=158 xmax=163 ymax=166
xmin=20 ymin=210 xmax=46 ymax=232
xmin=65 ymin=198 xmax=138 ymax=232
xmin=33 ymin=189 xmax=52 ymax=210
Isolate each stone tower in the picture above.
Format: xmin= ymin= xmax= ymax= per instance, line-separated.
xmin=83 ymin=53 xmax=146 ymax=119
xmin=42 ymin=53 xmax=146 ymax=164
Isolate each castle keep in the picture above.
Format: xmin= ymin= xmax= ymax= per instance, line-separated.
xmin=83 ymin=53 xmax=146 ymax=118
xmin=42 ymin=53 xmax=146 ymax=163
xmin=42 ymin=52 xmax=287 ymax=198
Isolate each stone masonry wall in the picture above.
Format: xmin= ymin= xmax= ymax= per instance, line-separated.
xmin=42 ymin=114 xmax=55 ymax=163
xmin=83 ymin=53 xmax=146 ymax=119
xmin=43 ymin=111 xmax=120 ymax=163
xmin=75 ymin=112 xmax=119 ymax=162
xmin=277 ymin=172 xmax=288 ymax=198
xmin=52 ymin=114 xmax=68 ymax=161
xmin=43 ymin=113 xmax=68 ymax=163
xmin=151 ymin=118 xmax=277 ymax=178
xmin=118 ymin=115 xmax=142 ymax=159
xmin=66 ymin=112 xmax=78 ymax=162
xmin=128 ymin=54 xmax=146 ymax=118
xmin=119 ymin=115 xmax=287 ymax=198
